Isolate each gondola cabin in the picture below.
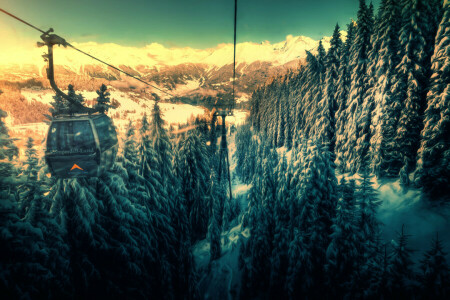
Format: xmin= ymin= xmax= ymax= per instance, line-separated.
xmin=45 ymin=113 xmax=118 ymax=178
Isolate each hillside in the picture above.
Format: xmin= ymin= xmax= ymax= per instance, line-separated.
xmin=0 ymin=33 xmax=340 ymax=107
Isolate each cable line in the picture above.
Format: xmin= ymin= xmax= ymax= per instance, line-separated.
xmin=66 ymin=44 xmax=174 ymax=98
xmin=232 ymin=0 xmax=237 ymax=106
xmin=0 ymin=8 xmax=46 ymax=34
xmin=0 ymin=8 xmax=175 ymax=100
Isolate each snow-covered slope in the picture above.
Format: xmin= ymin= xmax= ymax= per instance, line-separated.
xmin=0 ymin=32 xmax=345 ymax=101
xmin=0 ymin=33 xmax=340 ymax=69
xmin=193 ymin=137 xmax=450 ymax=300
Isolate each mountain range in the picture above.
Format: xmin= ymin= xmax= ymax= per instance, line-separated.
xmin=0 ymin=33 xmax=343 ymax=103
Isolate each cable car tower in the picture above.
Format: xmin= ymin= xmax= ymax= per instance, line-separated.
xmin=214 ymin=0 xmax=237 ymax=202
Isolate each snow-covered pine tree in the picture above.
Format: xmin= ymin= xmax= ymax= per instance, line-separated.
xmin=271 ymin=82 xmax=281 ymax=147
xmin=362 ymin=2 xmax=384 ymax=170
xmin=208 ymin=172 xmax=223 ymax=263
xmin=149 ymin=102 xmax=179 ymax=209
xmin=283 ymin=81 xmax=294 ymax=150
xmin=67 ymin=84 xmax=85 ymax=113
xmin=269 ymin=153 xmax=291 ymax=298
xmin=416 ymin=2 xmax=450 ymax=199
xmin=289 ymin=135 xmax=307 ymax=231
xmin=369 ymin=0 xmax=402 ymax=177
xmin=286 ymin=228 xmax=312 ymax=298
xmin=235 ymin=124 xmax=255 ymax=183
xmin=392 ymin=0 xmax=441 ymax=174
xmin=18 ymin=137 xmax=39 ymax=217
xmin=365 ymin=243 xmax=390 ymax=299
xmin=340 ymin=0 xmax=373 ymax=174
xmin=387 ymin=225 xmax=416 ymax=299
xmin=419 ymin=233 xmax=449 ymax=299
xmin=310 ymin=41 xmax=327 ymax=140
xmin=49 ymin=178 xmax=103 ymax=298
xmin=286 ymin=142 xmax=320 ymax=298
xmin=149 ymin=103 xmax=198 ymax=298
xmin=249 ymin=88 xmax=262 ymax=130
xmin=116 ymin=121 xmax=180 ymax=297
xmin=318 ymin=24 xmax=342 ymax=153
xmin=335 ymin=21 xmax=356 ymax=172
xmin=48 ymin=93 xmax=69 ymax=117
xmin=175 ymin=130 xmax=211 ymax=241
xmin=276 ymin=81 xmax=288 ymax=147
xmin=287 ymin=141 xmax=338 ymax=298
xmin=240 ymin=137 xmax=280 ymax=298
xmin=19 ymin=138 xmax=66 ymax=266
xmin=353 ymin=163 xmax=383 ymax=296
xmin=297 ymin=50 xmax=321 ymax=138
xmin=93 ymin=174 xmax=159 ymax=298
xmin=0 ymin=109 xmax=55 ymax=298
xmin=326 ymin=178 xmax=359 ymax=298
xmin=399 ymin=156 xmax=411 ymax=188
xmin=23 ymin=174 xmax=70 ymax=298
xmin=209 ymin=112 xmax=218 ymax=158
xmin=94 ymin=84 xmax=112 ymax=113
xmin=139 ymin=113 xmax=167 ymax=211
xmin=123 ymin=120 xmax=140 ymax=168
xmin=291 ymin=68 xmax=308 ymax=148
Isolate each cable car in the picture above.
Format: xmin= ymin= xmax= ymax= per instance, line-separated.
xmin=45 ymin=113 xmax=118 ymax=178
xmin=36 ymin=29 xmax=119 ymax=178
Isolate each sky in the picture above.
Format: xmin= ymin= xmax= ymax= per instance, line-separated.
xmin=0 ymin=0 xmax=380 ymax=49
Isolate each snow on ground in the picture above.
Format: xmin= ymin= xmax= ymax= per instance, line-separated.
xmin=339 ymin=172 xmax=450 ymax=256
xmin=172 ymin=79 xmax=202 ymax=95
xmin=375 ymin=179 xmax=450 ymax=258
xmin=194 ymin=130 xmax=251 ymax=300
xmin=230 ymin=110 xmax=249 ymax=126
xmin=194 ymin=138 xmax=450 ymax=299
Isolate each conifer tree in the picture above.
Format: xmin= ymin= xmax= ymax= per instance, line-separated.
xmin=0 ymin=109 xmax=53 ymax=298
xmin=370 ymin=0 xmax=403 ymax=177
xmin=94 ymin=84 xmax=112 ymax=113
xmin=276 ymin=83 xmax=288 ymax=147
xmin=208 ymin=176 xmax=223 ymax=263
xmin=48 ymin=93 xmax=69 ymax=117
xmin=67 ymin=84 xmax=85 ymax=113
xmin=419 ymin=233 xmax=449 ymax=299
xmin=287 ymin=141 xmax=338 ymax=298
xmin=175 ymin=131 xmax=211 ymax=241
xmin=18 ymin=137 xmax=39 ymax=217
xmin=23 ymin=175 xmax=70 ymax=298
xmin=340 ymin=0 xmax=374 ymax=174
xmin=49 ymin=179 xmax=103 ymax=298
xmin=335 ymin=22 xmax=356 ymax=172
xmin=353 ymin=164 xmax=383 ymax=296
xmin=388 ymin=226 xmax=416 ymax=298
xmin=269 ymin=154 xmax=291 ymax=298
xmin=150 ymin=104 xmax=198 ymax=298
xmin=236 ymin=124 xmax=258 ymax=184
xmin=149 ymin=102 xmax=179 ymax=208
xmin=123 ymin=120 xmax=140 ymax=168
xmin=326 ymin=178 xmax=359 ymax=297
xmin=139 ymin=113 xmax=167 ymax=211
xmin=416 ymin=3 xmax=450 ymax=199
xmin=319 ymin=24 xmax=342 ymax=153
xmin=393 ymin=0 xmax=440 ymax=173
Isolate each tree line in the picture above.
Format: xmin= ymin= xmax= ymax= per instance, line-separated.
xmin=248 ymin=0 xmax=449 ymax=201
xmin=0 ymin=82 xmax=240 ymax=298
xmin=235 ymin=124 xmax=449 ymax=299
